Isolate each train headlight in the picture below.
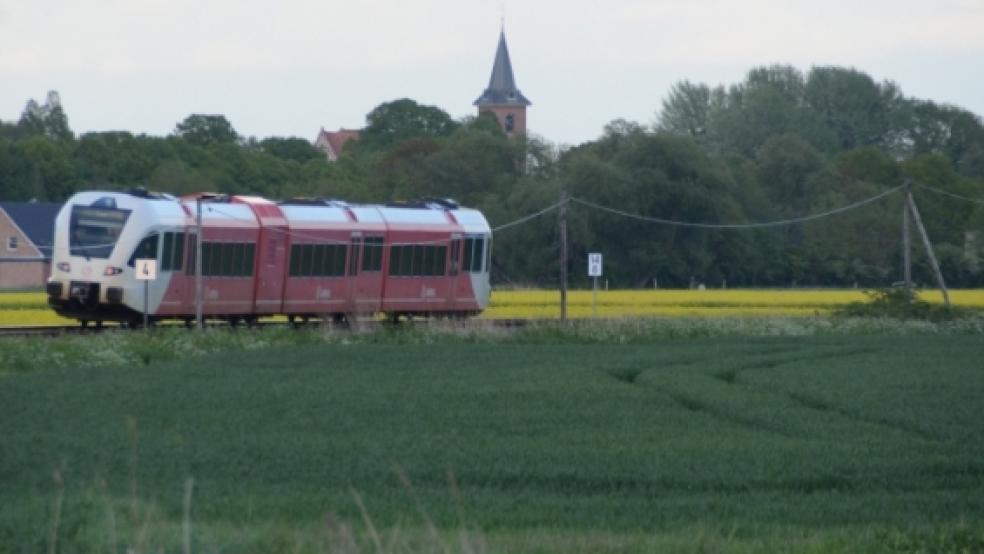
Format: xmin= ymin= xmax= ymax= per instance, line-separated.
xmin=57 ymin=262 xmax=71 ymax=272
xmin=103 ymin=266 xmax=124 ymax=276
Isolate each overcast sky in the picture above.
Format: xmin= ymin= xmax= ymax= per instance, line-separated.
xmin=2 ymin=0 xmax=982 ymax=147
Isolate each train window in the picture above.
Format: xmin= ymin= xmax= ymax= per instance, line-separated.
xmin=388 ymin=245 xmax=402 ymax=276
xmin=244 ymin=244 xmax=255 ymax=274
xmin=460 ymin=237 xmax=485 ymax=273
xmin=432 ymin=245 xmax=447 ymax=276
xmin=185 ymin=234 xmax=197 ymax=275
xmin=348 ymin=238 xmax=361 ymax=276
xmin=449 ymin=239 xmax=460 ymax=276
xmin=462 ymin=239 xmax=473 ymax=274
xmin=161 ymin=232 xmax=185 ymax=272
xmin=224 ymin=243 xmax=242 ymax=276
xmin=194 ymin=242 xmax=255 ymax=277
xmin=362 ymin=237 xmax=383 ymax=271
xmin=302 ymin=245 xmax=316 ymax=276
xmin=387 ymin=244 xmax=447 ymax=276
xmin=161 ymin=233 xmax=174 ymax=270
xmin=288 ymin=243 xmax=348 ymax=277
xmin=311 ymin=244 xmax=325 ymax=275
xmin=412 ymin=245 xmax=425 ymax=275
xmin=70 ymin=205 xmax=131 ymax=259
xmin=421 ymin=245 xmax=433 ymax=276
xmin=471 ymin=238 xmax=485 ymax=272
xmin=209 ymin=242 xmax=223 ymax=276
xmin=127 ymin=234 xmax=159 ymax=267
xmin=289 ymin=244 xmax=301 ymax=276
xmin=201 ymin=243 xmax=213 ymax=275
xmin=333 ymin=244 xmax=347 ymax=276
xmin=399 ymin=246 xmax=412 ymax=275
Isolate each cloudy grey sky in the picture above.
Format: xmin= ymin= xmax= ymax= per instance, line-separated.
xmin=2 ymin=0 xmax=982 ymax=147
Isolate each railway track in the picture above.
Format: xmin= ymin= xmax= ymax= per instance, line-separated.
xmin=0 ymin=318 xmax=531 ymax=338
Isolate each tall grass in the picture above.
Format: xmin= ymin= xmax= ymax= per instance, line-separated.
xmin=4 ymin=314 xmax=984 ymax=376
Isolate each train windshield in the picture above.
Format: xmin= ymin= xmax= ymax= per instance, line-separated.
xmin=69 ymin=205 xmax=131 ymax=258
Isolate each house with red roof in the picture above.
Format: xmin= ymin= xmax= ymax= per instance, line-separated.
xmin=314 ymin=128 xmax=360 ymax=162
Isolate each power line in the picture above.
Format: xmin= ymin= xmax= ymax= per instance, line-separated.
xmin=915 ymin=184 xmax=984 ymax=206
xmin=569 ymin=185 xmax=905 ymax=229
xmin=491 ymin=198 xmax=568 ymax=232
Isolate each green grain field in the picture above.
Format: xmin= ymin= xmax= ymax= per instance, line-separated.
xmin=1 ymin=325 xmax=983 ymax=553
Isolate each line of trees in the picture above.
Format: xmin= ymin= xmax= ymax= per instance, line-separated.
xmin=2 ymin=65 xmax=984 ymax=287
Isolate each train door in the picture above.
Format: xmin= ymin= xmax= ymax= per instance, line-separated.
xmin=447 ymin=234 xmax=462 ymax=311
xmin=345 ymin=233 xmax=361 ymax=313
xmin=352 ymin=233 xmax=384 ymax=314
xmin=454 ymin=234 xmax=485 ymax=309
xmin=155 ymin=230 xmax=186 ymax=315
xmin=253 ymin=227 xmax=287 ymax=314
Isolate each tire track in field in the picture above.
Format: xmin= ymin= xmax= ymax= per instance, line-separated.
xmin=662 ymin=389 xmax=800 ymax=439
xmin=786 ymin=391 xmax=941 ymax=442
xmin=708 ymin=346 xmax=882 ymax=385
xmin=605 ymin=345 xmax=888 ymax=440
xmin=697 ymin=345 xmax=942 ymax=442
xmin=604 ymin=344 xmax=806 ymax=385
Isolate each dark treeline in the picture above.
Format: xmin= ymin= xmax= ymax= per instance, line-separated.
xmin=3 ymin=66 xmax=984 ymax=287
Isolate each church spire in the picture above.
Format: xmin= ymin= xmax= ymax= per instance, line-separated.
xmin=474 ymin=29 xmax=530 ymax=137
xmin=474 ymin=30 xmax=531 ymax=108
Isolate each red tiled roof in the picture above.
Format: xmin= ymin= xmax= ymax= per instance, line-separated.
xmin=317 ymin=128 xmax=360 ymax=158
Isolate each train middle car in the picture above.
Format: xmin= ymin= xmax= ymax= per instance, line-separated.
xmin=46 ymin=190 xmax=492 ymax=325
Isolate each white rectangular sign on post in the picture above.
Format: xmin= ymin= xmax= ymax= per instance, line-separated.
xmin=135 ymin=259 xmax=157 ymax=281
xmin=135 ymin=258 xmax=157 ymax=328
xmin=588 ymin=253 xmax=603 ymax=277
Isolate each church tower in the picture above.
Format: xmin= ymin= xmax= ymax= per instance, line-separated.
xmin=474 ymin=29 xmax=531 ymax=138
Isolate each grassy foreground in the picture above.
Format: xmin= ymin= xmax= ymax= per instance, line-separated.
xmin=1 ymin=322 xmax=983 ymax=553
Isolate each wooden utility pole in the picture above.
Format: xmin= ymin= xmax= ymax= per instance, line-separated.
xmin=195 ymin=197 xmax=204 ymax=329
xmin=902 ymin=183 xmax=912 ymax=291
xmin=905 ymin=186 xmax=951 ymax=306
xmin=559 ymin=189 xmax=568 ymax=323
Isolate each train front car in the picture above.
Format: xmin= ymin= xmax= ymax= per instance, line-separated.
xmin=47 ymin=190 xmax=186 ymax=326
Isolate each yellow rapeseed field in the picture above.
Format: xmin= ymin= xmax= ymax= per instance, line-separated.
xmin=0 ymin=292 xmax=49 ymax=307
xmin=3 ymin=289 xmax=984 ymax=325
xmin=482 ymin=288 xmax=984 ymax=319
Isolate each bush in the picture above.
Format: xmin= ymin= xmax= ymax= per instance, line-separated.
xmin=836 ymin=287 xmax=967 ymax=322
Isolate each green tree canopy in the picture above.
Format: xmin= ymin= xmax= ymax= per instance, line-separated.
xmin=354 ymin=98 xmax=458 ymax=153
xmin=173 ymin=114 xmax=239 ymax=146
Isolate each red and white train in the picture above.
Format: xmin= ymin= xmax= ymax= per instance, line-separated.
xmin=46 ymin=190 xmax=492 ymax=326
